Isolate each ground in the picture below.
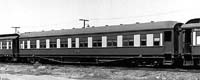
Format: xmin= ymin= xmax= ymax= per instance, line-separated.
xmin=0 ymin=63 xmax=199 ymax=80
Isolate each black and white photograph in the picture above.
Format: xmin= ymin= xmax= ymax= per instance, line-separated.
xmin=0 ymin=0 xmax=200 ymax=80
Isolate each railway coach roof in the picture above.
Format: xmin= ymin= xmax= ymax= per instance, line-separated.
xmin=182 ymin=23 xmax=200 ymax=29
xmin=20 ymin=21 xmax=178 ymax=38
xmin=0 ymin=34 xmax=19 ymax=40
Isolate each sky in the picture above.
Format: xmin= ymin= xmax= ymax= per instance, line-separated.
xmin=1 ymin=0 xmax=200 ymax=34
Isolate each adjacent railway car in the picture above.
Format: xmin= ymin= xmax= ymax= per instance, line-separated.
xmin=181 ymin=18 xmax=200 ymax=66
xmin=18 ymin=21 xmax=182 ymax=66
xmin=0 ymin=34 xmax=19 ymax=61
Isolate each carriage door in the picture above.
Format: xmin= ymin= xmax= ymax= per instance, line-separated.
xmin=163 ymin=31 xmax=173 ymax=65
xmin=184 ymin=29 xmax=192 ymax=54
xmin=12 ymin=38 xmax=19 ymax=58
xmin=183 ymin=29 xmax=193 ymax=66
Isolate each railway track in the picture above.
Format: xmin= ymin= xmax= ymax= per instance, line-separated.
xmin=0 ymin=62 xmax=199 ymax=80
xmin=2 ymin=61 xmax=200 ymax=72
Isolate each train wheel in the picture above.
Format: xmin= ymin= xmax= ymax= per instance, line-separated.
xmin=27 ymin=58 xmax=36 ymax=64
xmin=11 ymin=58 xmax=18 ymax=62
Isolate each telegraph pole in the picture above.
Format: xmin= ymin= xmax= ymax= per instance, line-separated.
xmin=11 ymin=27 xmax=20 ymax=34
xmin=79 ymin=19 xmax=89 ymax=28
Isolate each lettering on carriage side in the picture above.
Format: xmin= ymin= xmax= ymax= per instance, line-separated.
xmin=88 ymin=37 xmax=92 ymax=48
xmin=68 ymin=38 xmax=72 ymax=48
xmin=36 ymin=40 xmax=40 ymax=49
xmin=46 ymin=39 xmax=50 ymax=48
xmin=75 ymin=38 xmax=79 ymax=48
xmin=134 ymin=34 xmax=140 ymax=47
xmin=117 ymin=35 xmax=123 ymax=47
xmin=57 ymin=39 xmax=60 ymax=48
xmin=27 ymin=40 xmax=30 ymax=49
xmin=102 ymin=36 xmax=107 ymax=47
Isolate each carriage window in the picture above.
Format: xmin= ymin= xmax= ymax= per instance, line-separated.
xmin=72 ymin=38 xmax=76 ymax=48
xmin=20 ymin=41 xmax=24 ymax=49
xmin=0 ymin=41 xmax=2 ymax=49
xmin=36 ymin=40 xmax=40 ymax=49
xmin=30 ymin=40 xmax=36 ymax=49
xmin=93 ymin=37 xmax=102 ymax=47
xmin=24 ymin=41 xmax=27 ymax=49
xmin=134 ymin=34 xmax=140 ymax=47
xmin=8 ymin=41 xmax=12 ymax=49
xmin=40 ymin=39 xmax=46 ymax=48
xmin=75 ymin=38 xmax=79 ymax=48
xmin=197 ymin=36 xmax=200 ymax=45
xmin=154 ymin=33 xmax=160 ymax=46
xmin=60 ymin=38 xmax=68 ymax=48
xmin=154 ymin=39 xmax=160 ymax=46
xmin=164 ymin=31 xmax=172 ymax=41
xmin=196 ymin=31 xmax=200 ymax=45
xmin=123 ymin=35 xmax=134 ymax=47
xmin=2 ymin=41 xmax=7 ymax=49
xmin=27 ymin=40 xmax=31 ymax=49
xmin=88 ymin=37 xmax=92 ymax=48
xmin=117 ymin=35 xmax=123 ymax=47
xmin=107 ymin=36 xmax=117 ymax=47
xmin=50 ymin=39 xmax=57 ymax=48
xmin=20 ymin=41 xmax=22 ymax=49
xmin=56 ymin=39 xmax=60 ymax=48
xmin=79 ymin=37 xmax=87 ymax=48
xmin=140 ymin=34 xmax=146 ymax=46
xmin=102 ymin=36 xmax=107 ymax=47
xmin=10 ymin=41 xmax=12 ymax=49
xmin=146 ymin=34 xmax=153 ymax=46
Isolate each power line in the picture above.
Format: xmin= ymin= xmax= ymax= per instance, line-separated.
xmin=89 ymin=9 xmax=186 ymax=21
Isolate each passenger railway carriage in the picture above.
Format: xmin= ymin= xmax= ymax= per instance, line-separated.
xmin=0 ymin=34 xmax=19 ymax=61
xmin=2 ymin=18 xmax=200 ymax=67
xmin=181 ymin=18 xmax=200 ymax=66
xmin=16 ymin=21 xmax=182 ymax=66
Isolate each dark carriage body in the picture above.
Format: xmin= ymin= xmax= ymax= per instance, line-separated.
xmin=18 ymin=21 xmax=182 ymax=65
xmin=0 ymin=34 xmax=19 ymax=61
xmin=181 ymin=18 xmax=200 ymax=66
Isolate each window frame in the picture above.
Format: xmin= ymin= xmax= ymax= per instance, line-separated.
xmin=50 ymin=38 xmax=57 ymax=48
xmin=164 ymin=31 xmax=172 ymax=42
xmin=40 ymin=39 xmax=46 ymax=49
xmin=107 ymin=35 xmax=117 ymax=47
xmin=92 ymin=36 xmax=102 ymax=48
xmin=60 ymin=38 xmax=68 ymax=48
xmin=123 ymin=35 xmax=134 ymax=47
